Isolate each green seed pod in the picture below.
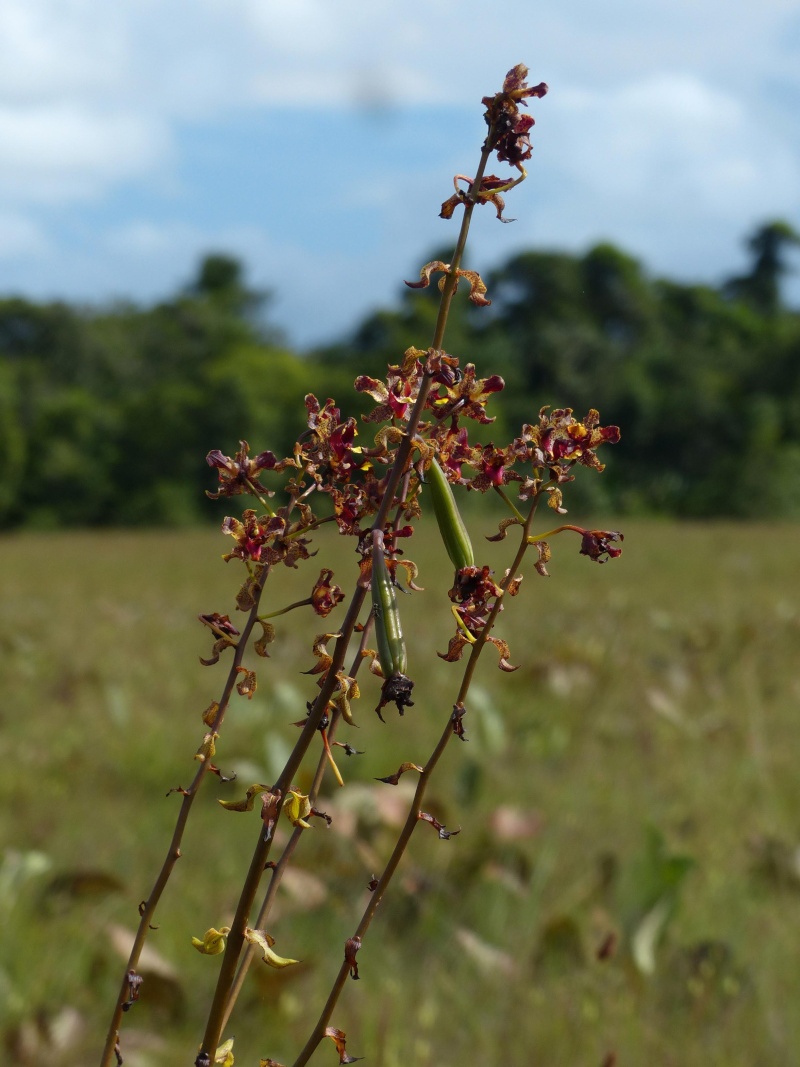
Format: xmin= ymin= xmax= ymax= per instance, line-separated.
xmin=427 ymin=456 xmax=475 ymax=570
xmin=371 ymin=538 xmax=407 ymax=678
xmin=371 ymin=536 xmax=415 ymax=721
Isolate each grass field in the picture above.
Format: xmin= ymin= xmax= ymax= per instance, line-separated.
xmin=2 ymin=519 xmax=800 ymax=1066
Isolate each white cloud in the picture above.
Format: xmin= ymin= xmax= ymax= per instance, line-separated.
xmin=0 ymin=0 xmax=798 ymax=337
xmin=0 ymin=2 xmax=127 ymax=104
xmin=552 ymin=73 xmax=800 ymax=216
xmin=0 ymin=0 xmax=797 ymax=187
xmin=0 ymin=212 xmax=50 ymax=259
xmin=0 ymin=103 xmax=170 ymax=202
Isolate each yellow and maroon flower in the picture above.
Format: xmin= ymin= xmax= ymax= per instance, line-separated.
xmin=221 ymin=510 xmax=270 ymax=561
xmin=521 ymin=407 xmax=620 ymax=480
xmin=429 ymin=363 xmax=505 ymax=425
xmin=355 ymin=364 xmax=421 ymax=424
xmin=468 ymin=442 xmax=524 ymax=492
xmin=310 ymin=568 xmax=345 ymax=617
xmin=299 ymin=395 xmax=366 ymax=484
xmin=206 ymin=440 xmax=291 ymax=499
xmin=221 ymin=509 xmax=312 ymax=568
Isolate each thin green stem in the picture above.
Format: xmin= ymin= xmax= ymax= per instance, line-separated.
xmin=285 ymin=514 xmax=336 ymax=539
xmin=527 ymin=522 xmax=584 ymax=542
xmin=494 ymin=484 xmax=526 ymax=522
xmin=246 ymin=479 xmax=276 ymax=516
xmin=259 ymin=598 xmax=313 ymax=620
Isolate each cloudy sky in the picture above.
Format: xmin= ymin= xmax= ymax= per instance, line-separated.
xmin=1 ymin=0 xmax=799 ymax=347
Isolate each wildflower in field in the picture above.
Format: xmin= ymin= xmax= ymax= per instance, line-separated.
xmin=206 ymin=440 xmax=288 ymax=499
xmin=483 ymin=63 xmax=549 ymax=165
xmin=578 ymin=528 xmax=625 ymax=563
xmin=310 ymin=568 xmax=345 ymax=617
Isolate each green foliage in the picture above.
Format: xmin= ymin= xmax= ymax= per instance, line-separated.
xmin=2 ymin=225 xmax=800 ymax=528
xmin=3 ymin=523 xmax=800 ymax=1064
xmin=318 ymin=222 xmax=800 ymax=519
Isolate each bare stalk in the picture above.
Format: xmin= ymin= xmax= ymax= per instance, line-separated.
xmin=99 ymin=566 xmax=271 ymax=1067
xmin=219 ymin=625 xmax=374 ymax=1032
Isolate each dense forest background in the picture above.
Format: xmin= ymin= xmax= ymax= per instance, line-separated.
xmin=1 ymin=220 xmax=799 ymax=529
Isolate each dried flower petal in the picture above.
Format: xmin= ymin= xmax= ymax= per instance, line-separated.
xmin=244 ymin=928 xmax=300 ymax=969
xmin=451 ymin=703 xmax=468 ymax=740
xmin=195 ymin=731 xmax=218 ymax=762
xmin=192 ymin=927 xmax=231 ymax=955
xmin=218 ymin=782 xmax=272 ymax=812
xmin=375 ymin=762 xmax=423 ymax=786
xmin=285 ymin=789 xmax=313 ymax=829
xmin=214 ymin=1039 xmax=235 ymax=1067
xmin=310 ymin=568 xmax=345 ymax=617
xmin=254 ymin=620 xmax=275 ymax=658
xmin=324 ymin=1027 xmax=363 ymax=1064
xmin=418 ymin=811 xmax=461 ymax=840
xmin=304 ymin=632 xmax=342 ymax=676
xmin=235 ymin=666 xmax=257 ymax=698
xmin=344 ymin=936 xmax=362 ymax=980
xmin=202 ymin=701 xmax=220 ymax=727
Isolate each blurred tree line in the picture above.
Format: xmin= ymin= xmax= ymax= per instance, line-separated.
xmin=1 ymin=222 xmax=799 ymax=529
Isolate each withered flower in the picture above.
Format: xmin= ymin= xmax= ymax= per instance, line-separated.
xmin=374 ymin=762 xmax=423 ymax=786
xmin=438 ymin=565 xmax=518 ymax=670
xmin=483 ymin=63 xmax=549 ymax=166
xmin=206 ymin=440 xmax=289 ymax=499
xmin=451 ymin=703 xmax=468 ymax=740
xmin=198 ymin=612 xmax=240 ymax=665
xmin=324 ymin=1026 xmax=362 ymax=1065
xmin=122 ymin=970 xmax=143 ymax=1012
xmin=418 ymin=811 xmax=461 ymax=840
xmin=198 ymin=612 xmax=240 ymax=639
xmin=310 ymin=568 xmax=345 ymax=617
xmin=344 ymin=936 xmax=362 ymax=980
xmin=405 ymin=261 xmax=492 ymax=307
xmin=327 ymin=482 xmax=375 ymax=536
xmin=440 ymin=173 xmax=518 ymax=222
xmin=579 ymin=528 xmax=624 ymax=563
xmin=374 ymin=672 xmax=415 ymax=722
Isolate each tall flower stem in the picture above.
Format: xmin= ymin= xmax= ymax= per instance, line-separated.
xmin=196 ymin=131 xmax=498 ymax=1064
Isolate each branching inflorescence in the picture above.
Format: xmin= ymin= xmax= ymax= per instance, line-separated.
xmin=101 ymin=64 xmax=622 ymax=1067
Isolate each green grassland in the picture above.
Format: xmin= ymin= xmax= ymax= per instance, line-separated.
xmin=2 ymin=520 xmax=800 ymax=1066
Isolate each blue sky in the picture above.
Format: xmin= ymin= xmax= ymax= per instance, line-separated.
xmin=1 ymin=0 xmax=799 ymax=348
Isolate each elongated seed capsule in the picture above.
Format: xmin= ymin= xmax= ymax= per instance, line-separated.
xmin=371 ymin=537 xmax=407 ymax=678
xmin=427 ymin=455 xmax=475 ymax=570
